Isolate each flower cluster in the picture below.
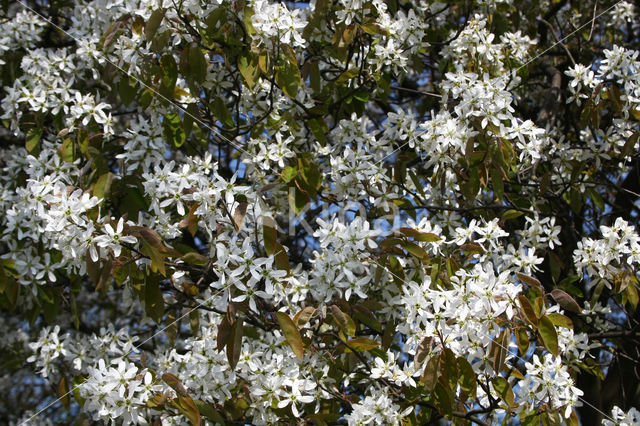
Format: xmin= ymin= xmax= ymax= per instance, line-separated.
xmin=344 ymin=390 xmax=413 ymax=426
xmin=573 ymin=217 xmax=640 ymax=287
xmin=517 ymin=354 xmax=584 ymax=418
xmin=603 ymin=406 xmax=640 ymax=426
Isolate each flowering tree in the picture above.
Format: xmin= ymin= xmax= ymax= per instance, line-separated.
xmin=2 ymin=0 xmax=640 ymax=424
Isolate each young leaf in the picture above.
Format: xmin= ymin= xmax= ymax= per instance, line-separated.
xmin=226 ymin=317 xmax=243 ymax=369
xmin=492 ymin=329 xmax=510 ymax=373
xmin=516 ymin=273 xmax=543 ymax=290
xmin=216 ymin=314 xmax=232 ymax=351
xmin=172 ymin=395 xmax=201 ymax=426
xmin=276 ymin=312 xmax=304 ymax=360
xmin=58 ymin=376 xmax=70 ymax=410
xmin=330 ymin=304 xmax=356 ymax=337
xmin=293 ymin=307 xmax=316 ymax=327
xmin=518 ymin=295 xmax=538 ymax=325
xmin=162 ymin=372 xmax=188 ymax=397
xmin=233 ymin=202 xmax=248 ymax=231
xmin=550 ymin=289 xmax=581 ymax=313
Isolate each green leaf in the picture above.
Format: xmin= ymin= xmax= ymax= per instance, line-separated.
xmin=275 ymin=60 xmax=300 ymax=99
xmin=298 ymin=157 xmax=322 ymax=198
xmin=242 ymin=6 xmax=256 ymax=36
xmin=569 ymin=187 xmax=583 ymax=214
xmin=412 ymin=337 xmax=433 ymax=370
xmin=627 ymin=283 xmax=639 ymax=310
xmin=190 ymin=310 xmax=200 ymax=336
xmin=422 ymin=354 xmax=440 ymax=391
xmin=352 ymin=304 xmax=382 ymax=332
xmin=345 ymin=337 xmax=379 ymax=352
xmin=26 ymin=128 xmax=42 ymax=154
xmin=519 ymin=411 xmax=541 ymax=426
xmin=216 ymin=314 xmax=232 ymax=351
xmin=288 ymin=186 xmax=309 ymax=214
xmin=493 ymin=376 xmax=515 ymax=407
xmin=140 ymin=238 xmax=166 ymax=276
xmin=211 ymin=96 xmax=234 ymax=127
xmin=440 ymin=348 xmax=458 ymax=391
xmin=401 ymin=241 xmax=429 ymax=261
xmin=93 ymin=172 xmax=114 ymax=200
xmin=119 ymin=76 xmax=137 ymax=105
xmin=194 ymin=400 xmax=225 ymax=424
xmin=276 ymin=312 xmax=304 ymax=360
xmin=160 ymin=54 xmax=178 ymax=100
xmin=180 ymin=45 xmax=208 ymax=85
xmin=515 ymin=327 xmax=529 ymax=356
xmin=58 ymin=376 xmax=70 ymax=411
xmin=308 ymin=118 xmax=328 ymax=145
xmin=546 ymin=312 xmax=573 ymax=329
xmin=226 ymin=317 xmax=243 ymax=369
xmin=414 ymin=233 xmax=441 ymax=243
xmin=163 ymin=113 xmax=186 ymax=148
xmin=272 ymin=241 xmax=290 ymax=272
xmin=336 ymin=67 xmax=359 ymax=84
xmin=281 ymin=166 xmax=298 ymax=183
xmin=166 ymin=309 xmax=178 ymax=345
xmin=491 ymin=166 xmax=504 ymax=201
xmin=538 ymin=315 xmax=559 ymax=356
xmin=145 ymin=274 xmax=164 ymax=323
xmin=459 ymin=243 xmax=485 ymax=254
xmin=457 ymin=357 xmax=477 ymax=399
xmin=57 ymin=137 xmax=75 ymax=162
xmin=588 ymin=187 xmax=605 ymax=211
xmin=101 ymin=20 xmax=124 ymax=49
xmin=433 ymin=382 xmax=453 ymax=417
xmin=238 ymin=51 xmax=259 ymax=89
xmin=188 ymin=46 xmax=207 ymax=84
xmin=621 ymin=131 xmax=639 ymax=157
xmin=501 ymin=209 xmax=524 ymax=221
xmin=72 ymin=377 xmax=87 ymax=407
xmin=263 ymin=219 xmax=277 ymax=256
xmin=182 ymin=252 xmax=208 ymax=266
xmin=145 ymin=9 xmax=164 ymax=41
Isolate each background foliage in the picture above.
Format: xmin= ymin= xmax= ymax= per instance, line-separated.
xmin=1 ymin=0 xmax=640 ymax=425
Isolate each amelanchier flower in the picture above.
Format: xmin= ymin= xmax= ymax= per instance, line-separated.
xmin=93 ymin=218 xmax=137 ymax=258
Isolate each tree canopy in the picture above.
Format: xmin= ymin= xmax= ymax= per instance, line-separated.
xmin=1 ymin=0 xmax=640 ymax=424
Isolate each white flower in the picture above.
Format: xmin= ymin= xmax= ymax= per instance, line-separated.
xmin=94 ymin=218 xmax=137 ymax=257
